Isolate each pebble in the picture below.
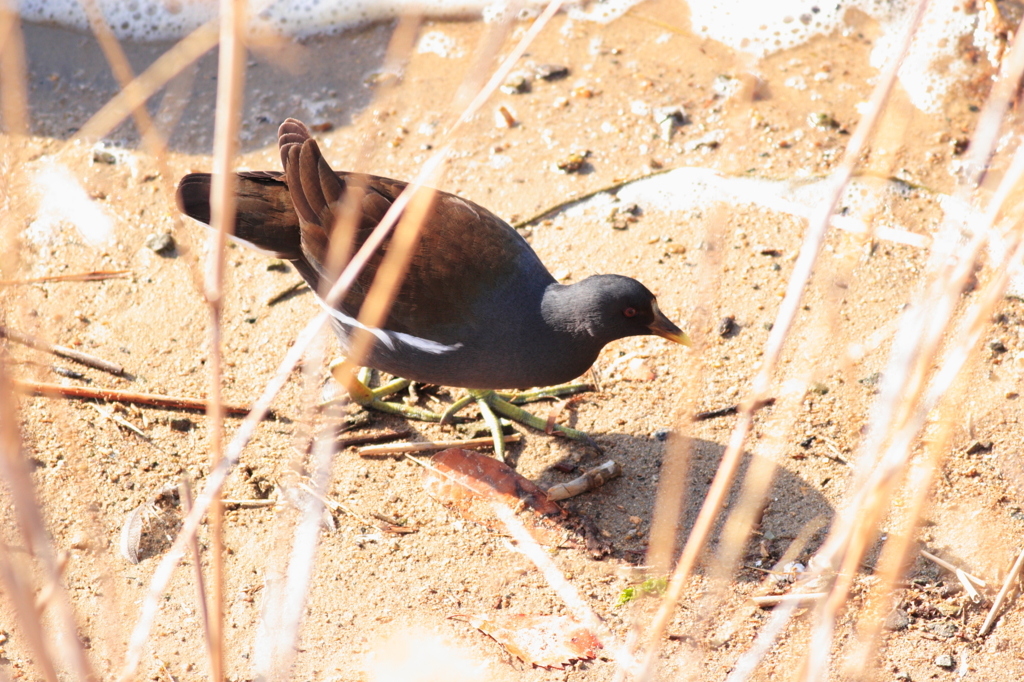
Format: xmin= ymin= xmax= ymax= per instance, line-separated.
xmin=145 ymin=232 xmax=176 ymax=256
xmin=500 ymin=72 xmax=531 ymax=94
xmin=684 ymin=130 xmax=723 ymax=152
xmin=807 ymin=112 xmax=840 ymax=130
xmin=934 ymin=654 xmax=955 ymax=669
xmin=70 ymin=532 xmax=90 ymax=550
xmin=170 ymin=417 xmax=194 ymax=432
xmin=652 ymin=105 xmax=687 ymax=141
xmin=555 ymin=150 xmax=590 ymax=173
xmin=652 ymin=429 xmax=670 ymax=441
xmin=533 ymin=63 xmax=569 ymax=81
xmin=718 ymin=315 xmax=738 ymax=338
xmin=883 ymin=608 xmax=910 ymax=631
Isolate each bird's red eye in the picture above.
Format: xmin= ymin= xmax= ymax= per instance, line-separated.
xmin=623 ymin=307 xmax=637 ymax=318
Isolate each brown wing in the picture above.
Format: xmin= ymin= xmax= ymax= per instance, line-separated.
xmin=278 ymin=118 xmax=545 ymax=340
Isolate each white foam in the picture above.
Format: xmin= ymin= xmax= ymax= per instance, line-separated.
xmin=689 ymin=0 xmax=1001 ymax=115
xmin=17 ymin=0 xmax=547 ymax=42
xmin=568 ymin=166 xmax=932 ymax=249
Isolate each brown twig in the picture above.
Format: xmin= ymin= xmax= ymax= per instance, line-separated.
xmin=692 ymin=397 xmax=776 ymax=422
xmin=358 ymin=433 xmax=521 ymax=456
xmin=920 ymin=549 xmax=988 ymax=589
xmin=14 ymin=379 xmax=257 ymax=416
xmin=177 ymin=479 xmax=213 ymax=664
xmin=750 ymin=592 xmax=828 ymax=609
xmin=335 ymin=427 xmax=412 ymax=449
xmin=1 ymin=325 xmax=126 ymax=376
xmin=0 ymin=269 xmax=131 ymax=285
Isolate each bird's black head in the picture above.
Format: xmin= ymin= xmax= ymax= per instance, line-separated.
xmin=543 ymin=274 xmax=689 ymax=346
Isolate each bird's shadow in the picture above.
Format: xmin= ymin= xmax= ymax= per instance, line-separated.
xmin=21 ymin=21 xmax=392 ymax=154
xmin=533 ymin=432 xmax=839 ymax=578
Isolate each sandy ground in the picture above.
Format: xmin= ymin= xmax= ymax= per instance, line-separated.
xmin=4 ymin=1 xmax=1024 ymax=680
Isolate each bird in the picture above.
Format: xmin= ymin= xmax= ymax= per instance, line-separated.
xmin=176 ymin=118 xmax=688 ymax=459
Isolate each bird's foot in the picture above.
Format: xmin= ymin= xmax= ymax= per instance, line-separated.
xmin=499 ymin=381 xmax=594 ymax=405
xmin=329 ymin=363 xmax=445 ymax=422
xmin=459 ymin=389 xmax=602 ymax=462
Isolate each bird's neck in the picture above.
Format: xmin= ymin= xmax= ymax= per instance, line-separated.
xmin=540 ymin=281 xmax=606 ymax=343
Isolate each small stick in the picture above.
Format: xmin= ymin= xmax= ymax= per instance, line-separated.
xmin=14 ymin=380 xmax=256 ymax=416
xmin=359 ymin=433 xmax=521 ymax=456
xmin=980 ymin=547 xmax=1024 ymax=635
xmin=266 ymin=281 xmax=307 ymax=306
xmin=547 ymin=461 xmax=622 ymax=501
xmin=750 ymin=592 xmax=828 ymax=608
xmin=1 ymin=325 xmax=125 ymax=376
xmin=693 ymin=397 xmax=776 ymax=422
xmin=0 ymin=269 xmax=131 ymax=285
xmin=335 ymin=428 xmax=412 ymax=449
xmin=89 ymin=403 xmax=152 ymax=443
xmin=221 ymin=499 xmax=277 ymax=509
xmin=920 ymin=549 xmax=988 ymax=589
xmin=177 ymin=479 xmax=213 ymax=660
xmin=956 ymin=569 xmax=983 ymax=603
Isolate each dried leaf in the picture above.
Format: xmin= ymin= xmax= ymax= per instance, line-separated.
xmin=422 ymin=449 xmax=610 ymax=557
xmin=462 ymin=613 xmax=601 ymax=669
xmin=119 ymin=505 xmax=145 ymax=564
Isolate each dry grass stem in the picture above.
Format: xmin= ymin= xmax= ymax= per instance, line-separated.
xmin=980 ymin=547 xmax=1024 ymax=635
xmin=920 ymin=549 xmax=988 ymax=589
xmin=177 ymin=479 xmax=215 ymax=667
xmin=358 ymin=433 xmax=522 ymax=456
xmin=13 ymin=379 xmax=256 ymax=415
xmin=201 ymin=0 xmax=248 ymax=679
xmin=2 ymin=326 xmax=126 ymax=375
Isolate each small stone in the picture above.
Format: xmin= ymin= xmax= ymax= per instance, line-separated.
xmin=895 ymin=672 xmax=911 ymax=681
xmin=555 ymin=150 xmax=590 ymax=173
xmin=145 ymin=232 xmax=176 ymax=256
xmin=934 ymin=654 xmax=955 ymax=668
xmin=927 ymin=622 xmax=958 ymax=639
xmin=810 ymin=382 xmax=829 ymax=395
xmin=309 ymin=121 xmax=334 ymax=132
xmin=883 ymin=608 xmax=910 ymax=631
xmin=652 ymin=105 xmax=687 ymax=141
xmin=500 ymin=72 xmax=531 ymax=94
xmin=684 ymin=130 xmax=723 ymax=152
xmin=858 ymin=372 xmax=881 ymax=388
xmin=170 ymin=417 xmax=194 ymax=432
xmin=808 ymin=112 xmax=840 ymax=130
xmin=533 ymin=63 xmax=569 ymax=81
xmin=70 ymin=532 xmax=91 ymax=550
xmin=966 ymin=440 xmax=993 ymax=454
xmin=266 ymin=260 xmax=290 ymax=272
xmin=653 ymin=429 xmax=670 ymax=441
xmin=717 ymin=315 xmax=738 ymax=338
xmin=989 ymin=340 xmax=1008 ymax=353
xmin=91 ymin=144 xmax=120 ymax=164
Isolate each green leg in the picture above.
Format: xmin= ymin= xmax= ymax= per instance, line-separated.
xmin=498 ymin=381 xmax=594 ymax=405
xmin=468 ymin=389 xmax=603 ymax=455
xmin=474 ymin=393 xmax=509 ymax=462
xmin=329 ymin=362 xmax=445 ymax=422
